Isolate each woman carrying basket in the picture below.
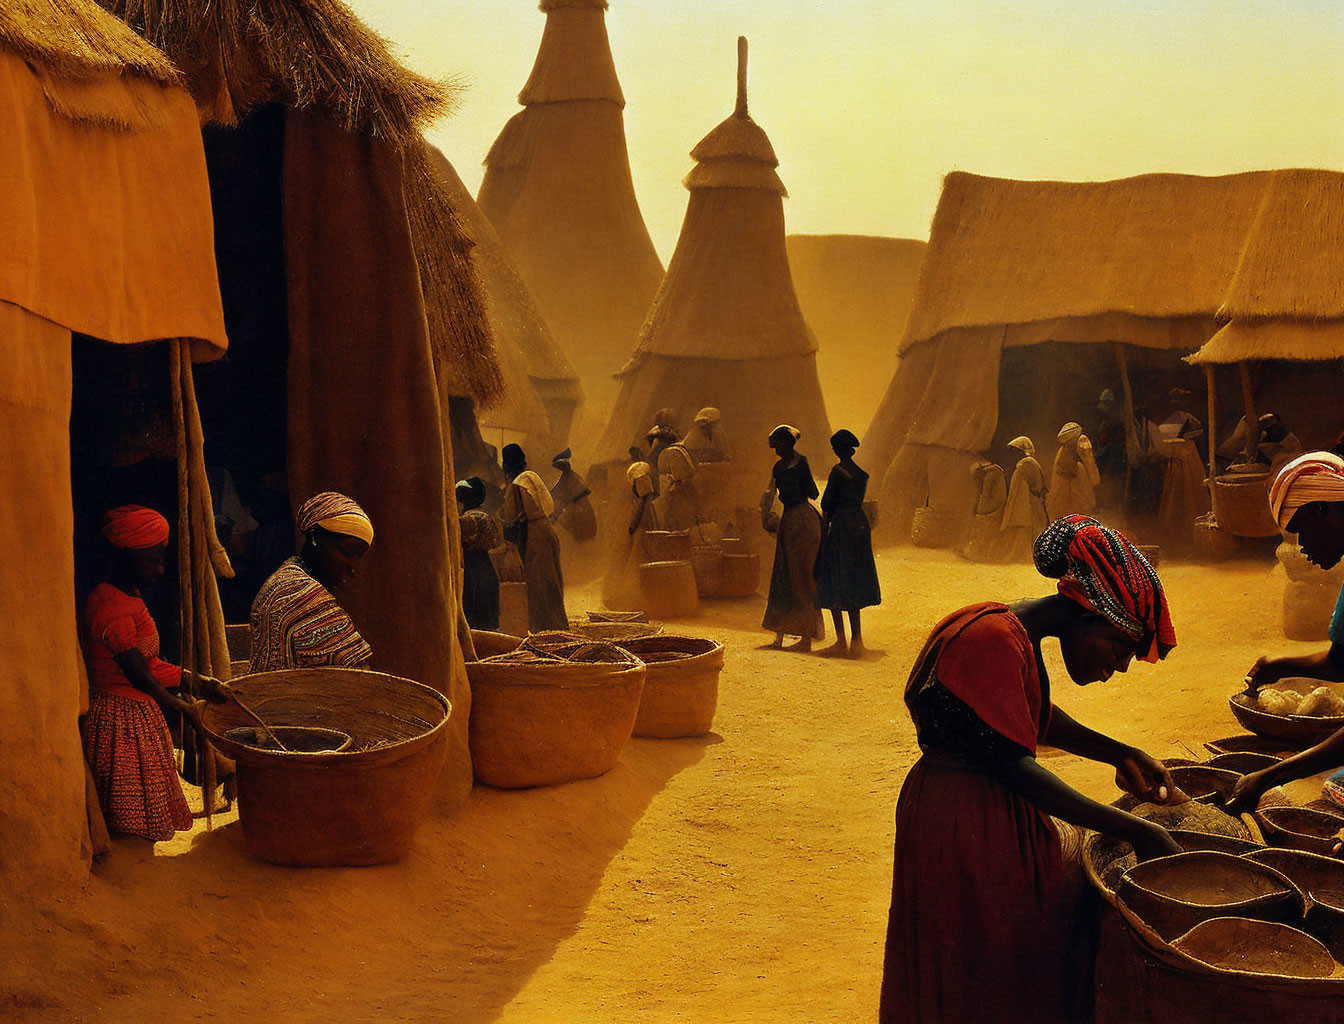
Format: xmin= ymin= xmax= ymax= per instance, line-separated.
xmin=881 ymin=515 xmax=1182 ymax=1024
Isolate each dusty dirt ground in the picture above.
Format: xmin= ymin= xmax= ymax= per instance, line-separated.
xmin=3 ymin=546 xmax=1329 ymax=1023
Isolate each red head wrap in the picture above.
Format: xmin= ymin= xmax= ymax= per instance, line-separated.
xmin=101 ymin=505 xmax=170 ymax=550
xmin=1033 ymin=515 xmax=1176 ymax=663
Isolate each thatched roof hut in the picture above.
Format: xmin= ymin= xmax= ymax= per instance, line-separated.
xmin=102 ymin=0 xmax=500 ymax=804
xmin=786 ymin=234 xmax=927 ymax=436
xmin=862 ymin=170 xmax=1284 ymax=530
xmin=595 ymin=38 xmax=830 ymax=489
xmin=478 ymin=0 xmax=664 ymax=416
xmin=428 ymin=145 xmax=583 ymax=452
xmin=1 ymin=0 xmax=226 ymax=889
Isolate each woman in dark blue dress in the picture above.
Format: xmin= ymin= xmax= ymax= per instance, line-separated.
xmin=815 ymin=429 xmax=881 ymax=658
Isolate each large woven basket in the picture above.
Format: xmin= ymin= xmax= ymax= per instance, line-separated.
xmin=717 ymin=552 xmax=760 ymax=597
xmin=689 ymin=544 xmax=725 ymax=597
xmin=642 ymin=530 xmax=692 ymax=563
xmin=1116 ymin=851 xmax=1305 ymax=941
xmin=617 ymin=635 xmax=726 ymax=739
xmin=638 ymin=560 xmax=700 ymax=618
xmin=570 ymin=621 xmax=663 ymax=642
xmin=466 ymin=648 xmax=646 ymax=788
xmin=1213 ymin=473 xmax=1280 ymax=538
xmin=469 ymin=629 xmax=524 ymax=659
xmin=200 ymin=669 xmax=451 ymax=866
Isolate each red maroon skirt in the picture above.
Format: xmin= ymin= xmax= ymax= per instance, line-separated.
xmin=880 ymin=758 xmax=1092 ymax=1024
xmin=83 ymin=690 xmax=191 ymax=841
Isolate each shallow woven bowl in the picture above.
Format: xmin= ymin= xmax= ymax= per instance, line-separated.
xmin=1207 ymin=751 xmax=1284 ymax=774
xmin=1171 ymin=917 xmax=1336 ymax=978
xmin=1205 ymin=734 xmax=1300 ymax=758
xmin=1117 ymin=850 xmax=1305 ymax=941
xmin=1229 ymin=679 xmax=1344 ymax=744
xmin=1169 ymin=765 xmax=1242 ymax=805
xmin=1256 ymin=806 xmax=1344 ymax=856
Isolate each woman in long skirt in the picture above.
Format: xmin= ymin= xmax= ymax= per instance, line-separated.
xmin=761 ymin=424 xmax=823 ymax=651
xmin=82 ymin=506 xmax=227 ymax=841
xmin=457 ymin=477 xmax=502 ymax=631
xmin=501 ymin=443 xmax=569 ymax=632
xmin=815 ymin=429 xmax=881 ymax=658
xmin=881 ymin=515 xmax=1182 ymax=1023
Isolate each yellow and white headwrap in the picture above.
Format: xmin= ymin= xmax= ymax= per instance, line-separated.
xmin=1269 ymin=452 xmax=1344 ymax=530
xmin=1057 ymin=422 xmax=1083 ymax=444
xmin=298 ymin=491 xmax=375 ymax=545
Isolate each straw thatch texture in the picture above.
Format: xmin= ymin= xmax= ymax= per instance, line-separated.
xmin=427 ymin=144 xmax=582 ymax=444
xmin=98 ymin=0 xmax=457 ymax=142
xmin=595 ymin=51 xmax=830 ymax=483
xmin=900 ymin=170 xmax=1274 ymax=355
xmin=1190 ymin=319 xmax=1344 ymax=365
xmin=786 ymin=234 xmax=927 ymax=435
xmin=479 ymin=0 xmax=663 ymax=411
xmin=1 ymin=0 xmax=178 ymax=84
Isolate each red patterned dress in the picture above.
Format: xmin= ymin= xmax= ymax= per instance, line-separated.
xmin=81 ymin=582 xmax=192 ymax=841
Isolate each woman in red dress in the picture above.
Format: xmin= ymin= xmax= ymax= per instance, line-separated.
xmin=881 ymin=515 xmax=1183 ymax=1024
xmin=82 ymin=506 xmax=226 ymax=841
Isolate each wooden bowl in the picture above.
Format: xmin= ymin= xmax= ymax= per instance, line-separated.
xmin=1256 ymin=806 xmax=1344 ymax=855
xmin=1229 ymin=687 xmax=1344 ymax=745
xmin=1117 ymin=851 xmax=1305 ymax=941
xmin=1171 ymin=917 xmax=1336 ymax=978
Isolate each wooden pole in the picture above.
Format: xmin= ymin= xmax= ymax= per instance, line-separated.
xmin=1116 ymin=343 xmax=1137 ymax=508
xmin=1204 ymin=364 xmax=1218 ymax=521
xmin=1238 ymin=361 xmax=1259 ymax=464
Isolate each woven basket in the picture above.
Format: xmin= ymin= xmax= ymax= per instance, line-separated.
xmin=570 ymin=621 xmax=663 ymax=642
xmin=642 ymin=530 xmax=692 ymax=563
xmin=1171 ymin=917 xmax=1335 ymax=978
xmin=1205 ymin=735 xmax=1299 ymax=758
xmin=617 ymin=635 xmax=726 ymax=739
xmin=1230 ymin=680 xmax=1344 ymax=744
xmin=639 ymin=560 xmax=700 ymax=618
xmin=1255 ymin=806 xmax=1344 ymax=856
xmin=1169 ymin=765 xmax=1242 ymax=805
xmin=1117 ymin=851 xmax=1305 ymax=942
xmin=910 ymin=506 xmax=957 ymax=549
xmin=465 ymin=649 xmax=645 ymax=788
xmin=469 ymin=629 xmax=524 ymax=659
xmin=1213 ymin=473 xmax=1280 ymax=538
xmin=689 ymin=544 xmax=725 ymax=597
xmin=200 ymin=668 xmax=451 ymax=866
xmin=1207 ymin=751 xmax=1283 ymax=774
xmin=719 ymin=537 xmax=750 ymax=555
xmin=717 ymin=553 xmax=761 ymax=597
xmin=587 ymin=610 xmax=649 ymax=623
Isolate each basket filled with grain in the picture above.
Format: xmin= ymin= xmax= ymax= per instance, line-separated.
xmin=616 ymin=635 xmax=726 ymax=739
xmin=200 ymin=668 xmax=452 ymax=866
xmin=1230 ymin=679 xmax=1344 ymax=744
xmin=465 ymin=633 xmax=646 ymax=789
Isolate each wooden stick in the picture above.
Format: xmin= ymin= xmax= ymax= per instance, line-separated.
xmin=229 ymin=694 xmax=291 ymax=752
xmin=1238 ymin=361 xmax=1259 ymax=464
xmin=1204 ymin=363 xmax=1218 ymax=520
xmin=1115 ymin=343 xmax=1137 ymax=508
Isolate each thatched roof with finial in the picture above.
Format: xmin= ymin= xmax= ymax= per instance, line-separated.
xmin=1 ymin=0 xmax=179 ymax=84
xmin=684 ymin=37 xmax=785 ymax=195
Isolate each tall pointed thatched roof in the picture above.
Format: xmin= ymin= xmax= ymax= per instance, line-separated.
xmin=596 ymin=38 xmax=830 ymax=479
xmin=478 ymin=0 xmax=663 ymax=413
xmin=100 ymin=0 xmax=503 ymax=404
xmin=3 ymin=0 xmax=178 ymax=85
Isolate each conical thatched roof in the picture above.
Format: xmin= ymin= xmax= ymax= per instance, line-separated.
xmin=478 ymin=0 xmax=663 ymax=413
xmin=427 ymin=144 xmax=581 ymax=444
xmin=100 ymin=0 xmax=502 ymax=404
xmin=596 ymin=38 xmax=829 ymax=477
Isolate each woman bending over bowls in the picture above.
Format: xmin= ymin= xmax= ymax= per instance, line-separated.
xmin=881 ymin=515 xmax=1182 ymax=1024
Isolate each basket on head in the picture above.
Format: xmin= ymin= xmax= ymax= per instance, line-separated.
xmin=199 ymin=668 xmax=452 ymax=866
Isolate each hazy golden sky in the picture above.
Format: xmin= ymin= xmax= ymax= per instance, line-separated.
xmin=349 ymin=0 xmax=1344 ymax=261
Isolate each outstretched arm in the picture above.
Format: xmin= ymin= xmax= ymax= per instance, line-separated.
xmin=1045 ymin=706 xmax=1175 ymax=803
xmin=1229 ymin=724 xmax=1344 ymax=814
xmin=1247 ymin=645 xmax=1344 ymax=689
xmin=995 ymin=756 xmax=1180 ymax=861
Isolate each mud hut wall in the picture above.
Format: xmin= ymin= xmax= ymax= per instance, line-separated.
xmin=0 ymin=303 xmax=86 ymax=891
xmin=785 ymin=234 xmax=927 ymax=435
xmin=479 ymin=98 xmax=665 ymax=409
xmin=282 ymin=110 xmax=472 ymax=806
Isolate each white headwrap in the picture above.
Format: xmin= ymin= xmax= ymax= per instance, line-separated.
xmin=1269 ymin=452 xmax=1344 ymax=530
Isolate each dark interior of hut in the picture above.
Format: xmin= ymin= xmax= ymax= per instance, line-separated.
xmin=192 ymin=103 xmax=294 ymax=623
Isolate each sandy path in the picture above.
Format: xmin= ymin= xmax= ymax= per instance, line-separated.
xmin=3 ymin=548 xmax=1318 ymax=1022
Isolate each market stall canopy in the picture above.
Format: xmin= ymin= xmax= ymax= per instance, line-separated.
xmin=0 ymin=0 xmax=226 ymax=356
